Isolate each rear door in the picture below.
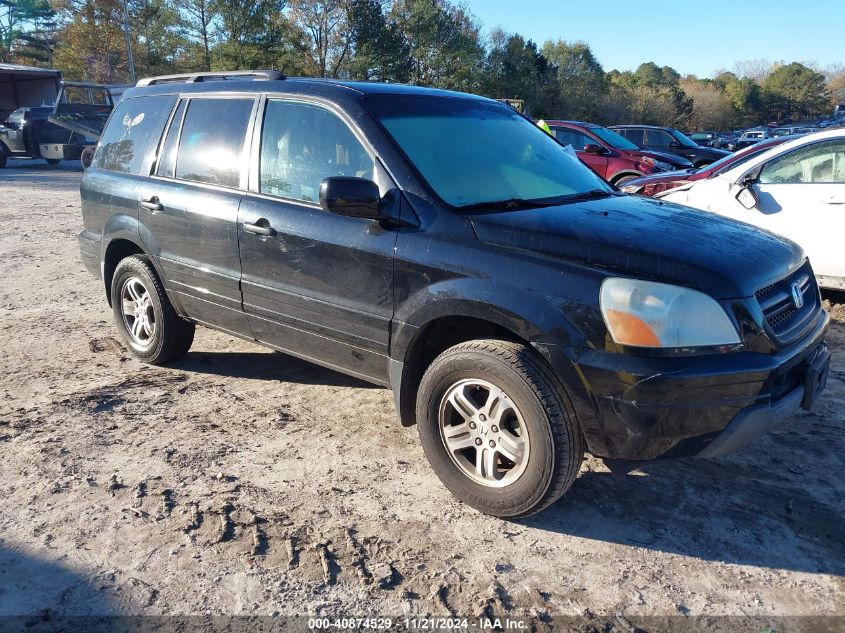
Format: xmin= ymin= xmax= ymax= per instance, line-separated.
xmin=2 ymin=109 xmax=25 ymax=153
xmin=139 ymin=94 xmax=257 ymax=335
xmin=237 ymin=97 xmax=397 ymax=383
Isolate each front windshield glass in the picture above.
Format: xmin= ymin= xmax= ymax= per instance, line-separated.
xmin=670 ymin=129 xmax=700 ymax=148
xmin=366 ymin=95 xmax=611 ymax=207
xmin=590 ymin=126 xmax=640 ymax=151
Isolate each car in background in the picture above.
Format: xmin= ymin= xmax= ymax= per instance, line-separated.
xmin=689 ymin=132 xmax=725 ymax=149
xmin=620 ymin=136 xmax=792 ymax=197
xmin=546 ymin=120 xmax=692 ymax=185
xmin=609 ymin=124 xmax=730 ymax=167
xmin=0 ymin=106 xmax=90 ymax=168
xmin=731 ymin=129 xmax=770 ymax=151
xmin=771 ymin=126 xmax=814 ymax=137
xmin=660 ymin=129 xmax=845 ymax=289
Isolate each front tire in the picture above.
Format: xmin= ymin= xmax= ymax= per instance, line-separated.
xmin=416 ymin=339 xmax=583 ymax=518
xmin=612 ymin=174 xmax=638 ymax=187
xmin=111 ymin=255 xmax=194 ymax=364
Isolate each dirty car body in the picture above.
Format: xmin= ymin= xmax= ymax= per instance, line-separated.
xmin=78 ymin=76 xmax=830 ymax=514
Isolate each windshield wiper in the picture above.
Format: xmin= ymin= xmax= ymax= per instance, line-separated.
xmin=456 ymin=190 xmax=614 ymax=212
xmin=456 ymin=197 xmax=567 ymax=212
xmin=553 ymin=189 xmax=615 ymax=203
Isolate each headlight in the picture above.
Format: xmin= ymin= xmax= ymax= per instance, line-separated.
xmin=600 ymin=278 xmax=741 ymax=349
xmin=620 ymin=183 xmax=641 ymax=194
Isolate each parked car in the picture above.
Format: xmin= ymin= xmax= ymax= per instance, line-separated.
xmin=731 ymin=129 xmax=770 ymax=151
xmin=609 ymin=125 xmax=730 ymax=167
xmin=544 ymin=120 xmax=692 ymax=185
xmin=660 ymin=129 xmax=845 ymax=290
xmin=771 ymin=126 xmax=814 ymax=137
xmin=0 ymin=106 xmax=91 ymax=167
xmin=79 ymin=71 xmax=830 ymax=517
xmin=689 ymin=132 xmax=723 ymax=148
xmin=620 ymin=136 xmax=792 ymax=197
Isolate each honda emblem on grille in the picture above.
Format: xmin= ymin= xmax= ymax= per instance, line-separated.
xmin=791 ymin=282 xmax=804 ymax=309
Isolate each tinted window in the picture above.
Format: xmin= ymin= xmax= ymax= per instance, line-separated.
xmin=155 ymin=100 xmax=186 ymax=178
xmin=368 ymin=95 xmax=610 ymax=207
xmin=259 ymin=100 xmax=374 ymax=203
xmin=621 ymin=128 xmax=644 ymax=146
xmin=648 ymin=130 xmax=673 ymax=148
xmin=759 ymin=140 xmax=845 ymax=184
xmin=552 ymin=128 xmax=590 ymax=151
xmin=94 ymin=95 xmax=176 ymax=174
xmin=175 ymin=98 xmax=253 ymax=188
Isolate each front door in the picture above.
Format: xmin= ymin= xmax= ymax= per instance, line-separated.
xmin=551 ymin=126 xmax=609 ymax=178
xmin=748 ymin=138 xmax=845 ymax=284
xmin=238 ymin=98 xmax=397 ymax=383
xmin=139 ymin=95 xmax=257 ymax=336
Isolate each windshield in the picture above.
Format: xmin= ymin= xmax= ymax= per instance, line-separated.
xmin=670 ymin=129 xmax=700 ymax=148
xmin=590 ymin=126 xmax=640 ymax=151
xmin=367 ymin=95 xmax=611 ymax=208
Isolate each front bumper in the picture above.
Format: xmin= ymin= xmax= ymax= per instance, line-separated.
xmin=549 ymin=311 xmax=830 ymax=460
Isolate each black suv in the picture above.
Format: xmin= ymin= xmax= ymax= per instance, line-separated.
xmin=79 ymin=71 xmax=831 ymax=518
xmin=610 ymin=125 xmax=731 ymax=167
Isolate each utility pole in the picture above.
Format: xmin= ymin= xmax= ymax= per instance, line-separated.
xmin=123 ymin=0 xmax=136 ymax=84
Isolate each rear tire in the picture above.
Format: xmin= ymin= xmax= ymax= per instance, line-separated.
xmin=111 ymin=255 xmax=194 ymax=365
xmin=0 ymin=152 xmax=7 ymax=168
xmin=45 ymin=158 xmax=60 ymax=165
xmin=416 ymin=339 xmax=584 ymax=518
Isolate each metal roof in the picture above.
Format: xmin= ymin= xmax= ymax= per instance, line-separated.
xmin=0 ymin=63 xmax=61 ymax=76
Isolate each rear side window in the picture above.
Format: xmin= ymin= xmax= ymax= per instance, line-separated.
xmin=155 ymin=100 xmax=186 ymax=178
xmin=174 ymin=98 xmax=254 ymax=188
xmin=94 ymin=95 xmax=176 ymax=174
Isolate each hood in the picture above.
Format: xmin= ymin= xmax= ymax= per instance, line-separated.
xmin=624 ymin=168 xmax=699 ymax=187
xmin=469 ymin=195 xmax=804 ymax=299
xmin=632 ymin=149 xmax=693 ymax=168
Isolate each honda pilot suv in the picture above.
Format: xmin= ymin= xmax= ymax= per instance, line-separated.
xmin=79 ymin=71 xmax=831 ymax=518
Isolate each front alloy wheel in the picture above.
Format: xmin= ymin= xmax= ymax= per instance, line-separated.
xmin=440 ymin=379 xmax=530 ymax=487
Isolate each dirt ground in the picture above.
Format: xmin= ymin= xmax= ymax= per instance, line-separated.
xmin=0 ymin=158 xmax=843 ymax=631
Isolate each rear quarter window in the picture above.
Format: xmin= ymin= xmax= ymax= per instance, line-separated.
xmin=94 ymin=95 xmax=176 ymax=175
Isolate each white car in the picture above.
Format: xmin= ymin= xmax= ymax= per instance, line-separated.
xmin=660 ymin=129 xmax=845 ymax=289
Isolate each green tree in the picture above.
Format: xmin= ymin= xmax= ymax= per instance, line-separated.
xmin=347 ymin=0 xmax=412 ymax=82
xmin=389 ymin=0 xmax=484 ymax=91
xmin=763 ymin=62 xmax=830 ymax=120
xmin=176 ymin=0 xmax=216 ymax=70
xmin=480 ymin=31 xmax=556 ymax=116
xmin=289 ymin=0 xmax=350 ymax=78
xmin=541 ymin=39 xmax=607 ymax=120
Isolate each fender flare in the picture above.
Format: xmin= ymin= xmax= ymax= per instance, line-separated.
xmin=100 ymin=215 xmax=167 ymax=304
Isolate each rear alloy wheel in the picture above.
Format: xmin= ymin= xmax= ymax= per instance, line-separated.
xmin=417 ymin=339 xmax=584 ymax=518
xmin=111 ymin=255 xmax=194 ymax=364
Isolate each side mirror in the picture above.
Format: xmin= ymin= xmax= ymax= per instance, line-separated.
xmin=736 ymin=186 xmax=759 ymax=209
xmin=319 ymin=177 xmax=381 ymax=220
xmin=583 ymin=144 xmax=606 ymax=155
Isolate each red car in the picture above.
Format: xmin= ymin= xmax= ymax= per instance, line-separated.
xmin=618 ymin=136 xmax=791 ymax=197
xmin=545 ymin=120 xmax=693 ymax=186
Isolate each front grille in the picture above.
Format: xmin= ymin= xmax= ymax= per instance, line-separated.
xmin=755 ymin=262 xmax=819 ymax=344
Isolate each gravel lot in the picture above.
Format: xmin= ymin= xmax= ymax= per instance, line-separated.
xmin=0 ymin=158 xmax=843 ymax=631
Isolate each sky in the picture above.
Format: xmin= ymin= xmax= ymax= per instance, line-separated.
xmin=466 ymin=0 xmax=844 ymax=78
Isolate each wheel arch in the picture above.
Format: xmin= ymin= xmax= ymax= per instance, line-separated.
xmin=101 ymin=217 xmax=165 ymax=307
xmin=389 ymin=284 xmax=589 ymax=427
xmin=609 ymin=170 xmax=644 ymax=184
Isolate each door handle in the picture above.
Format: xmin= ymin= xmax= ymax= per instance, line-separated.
xmin=139 ymin=197 xmax=163 ymax=212
xmin=243 ymin=221 xmax=276 ymax=237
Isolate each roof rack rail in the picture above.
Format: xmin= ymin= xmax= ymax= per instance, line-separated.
xmin=136 ymin=70 xmax=286 ymax=87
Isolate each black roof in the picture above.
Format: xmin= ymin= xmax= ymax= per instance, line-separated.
xmin=122 ymin=76 xmax=493 ymax=105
